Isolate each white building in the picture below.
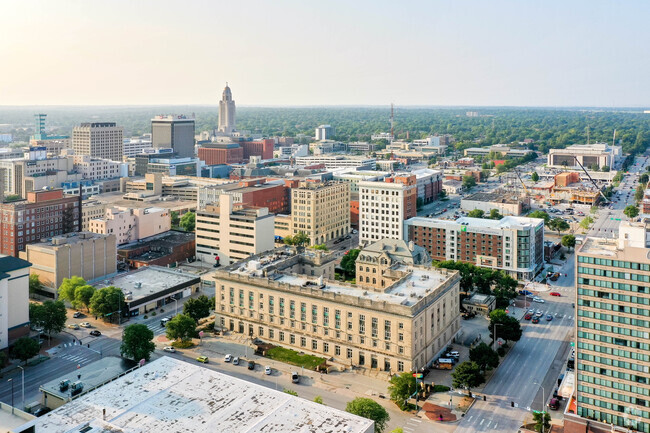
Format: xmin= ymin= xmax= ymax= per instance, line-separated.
xmin=547 ymin=143 xmax=622 ymax=169
xmin=88 ymin=206 xmax=171 ymax=245
xmin=122 ymin=136 xmax=153 ymax=157
xmin=0 ymin=255 xmax=31 ymax=350
xmin=315 ymin=124 xmax=334 ymax=140
xmin=218 ymin=84 xmax=236 ymax=135
xmin=274 ymin=144 xmax=309 ymax=158
xmin=73 ymin=155 xmax=128 ymax=180
xmin=371 ymin=132 xmax=393 ymax=141
xmin=294 ymin=155 xmax=376 ymax=170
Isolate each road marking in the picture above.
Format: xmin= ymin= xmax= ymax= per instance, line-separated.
xmin=480 ymin=419 xmax=484 ymax=425
xmin=409 ymin=419 xmax=421 ymax=423
xmin=486 ymin=420 xmax=491 ymax=428
xmin=494 ymin=424 xmax=498 ymax=429
xmin=468 ymin=415 xmax=473 ymax=422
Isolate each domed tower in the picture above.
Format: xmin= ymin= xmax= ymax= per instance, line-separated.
xmin=218 ymin=83 xmax=236 ymax=135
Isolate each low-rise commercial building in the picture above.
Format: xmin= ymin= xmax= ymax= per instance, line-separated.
xmin=461 ymin=293 xmax=496 ymax=317
xmin=211 ymin=247 xmax=461 ymax=373
xmin=0 ymin=255 xmax=31 ymax=350
xmin=198 ymin=178 xmax=291 ymax=214
xmin=196 ymin=194 xmax=275 ymax=266
xmin=404 ymin=216 xmax=545 ymax=280
xmin=547 ymin=143 xmax=621 ymax=169
xmin=72 ymin=155 xmax=128 ymax=180
xmin=442 ymin=180 xmax=463 ymax=194
xmin=295 ymin=155 xmax=376 ymax=170
xmin=463 ymin=145 xmax=533 ymax=158
xmin=461 ymin=192 xmax=524 ymax=216
xmin=19 ymin=232 xmax=117 ymax=298
xmin=117 ymin=231 xmax=195 ymax=269
xmin=88 ymin=206 xmax=170 ymax=245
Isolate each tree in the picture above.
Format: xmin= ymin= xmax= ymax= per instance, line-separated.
xmin=30 ymin=301 xmax=67 ymax=338
xmin=170 ymin=211 xmax=180 ymax=227
xmin=635 ymin=184 xmax=645 ymax=202
xmin=0 ymin=351 xmax=8 ymax=368
xmin=166 ymin=314 xmax=197 ymax=342
xmin=489 ymin=309 xmax=523 ymax=343
xmin=388 ymin=372 xmax=417 ymax=410
xmin=438 ymin=190 xmax=447 ymax=199
xmin=11 ymin=337 xmax=40 ymax=364
xmin=416 ymin=197 xmax=424 ymax=210
xmin=340 ymin=248 xmax=360 ymax=276
xmin=488 ymin=209 xmax=503 ymax=220
xmin=548 ymin=218 xmax=570 ymax=237
xmin=57 ymin=276 xmax=87 ymax=303
xmin=462 ymin=175 xmax=477 ymax=190
xmin=312 ymin=244 xmax=328 ymax=251
xmin=533 ymin=411 xmax=551 ymax=433
xmin=183 ymin=295 xmax=212 ymax=323
xmin=73 ymin=285 xmax=96 ymax=312
xmin=451 ymin=361 xmax=485 ymax=394
xmin=345 ymin=397 xmax=390 ymax=433
xmin=283 ymin=388 xmax=298 ymax=396
xmin=469 ymin=342 xmax=499 ymax=370
xmin=89 ymin=286 xmax=124 ymax=319
xmin=624 ymin=205 xmax=639 ymax=219
xmin=120 ymin=324 xmax=155 ymax=362
xmin=579 ymin=216 xmax=594 ymax=230
xmin=292 ymin=231 xmax=310 ymax=246
xmin=313 ymin=395 xmax=324 ymax=404
xmin=561 ymin=234 xmax=576 ymax=251
xmin=467 ymin=209 xmax=485 ymax=218
xmin=528 ymin=210 xmax=550 ymax=225
xmin=180 ymin=212 xmax=195 ymax=232
xmin=29 ymin=274 xmax=42 ymax=295
xmin=602 ymin=165 xmax=610 ymax=172
xmin=640 ymin=173 xmax=649 ymax=185
xmin=531 ymin=172 xmax=540 ymax=182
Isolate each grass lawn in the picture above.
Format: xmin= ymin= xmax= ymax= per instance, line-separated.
xmin=266 ymin=347 xmax=325 ymax=370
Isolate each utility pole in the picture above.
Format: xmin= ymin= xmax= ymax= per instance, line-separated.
xmin=17 ymin=366 xmax=24 ymax=411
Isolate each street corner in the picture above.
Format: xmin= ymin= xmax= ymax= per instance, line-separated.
xmin=421 ymin=402 xmax=457 ymax=422
xmin=155 ymin=334 xmax=170 ymax=343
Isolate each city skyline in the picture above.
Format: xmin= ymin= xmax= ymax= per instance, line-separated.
xmin=1 ymin=0 xmax=648 ymax=107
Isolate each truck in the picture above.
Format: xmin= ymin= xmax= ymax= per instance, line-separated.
xmin=436 ymin=358 xmax=455 ymax=370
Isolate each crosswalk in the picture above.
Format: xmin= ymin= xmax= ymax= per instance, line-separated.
xmin=403 ymin=417 xmax=422 ymax=433
xmin=146 ymin=322 xmax=167 ymax=335
xmin=524 ymin=309 xmax=573 ymax=321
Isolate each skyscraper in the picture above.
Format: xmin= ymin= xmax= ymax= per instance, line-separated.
xmin=151 ymin=115 xmax=195 ymax=158
xmin=218 ymin=83 xmax=236 ymax=135
xmin=72 ymin=122 xmax=124 ymax=161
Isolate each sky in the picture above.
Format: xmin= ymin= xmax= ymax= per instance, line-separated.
xmin=1 ymin=0 xmax=648 ymax=107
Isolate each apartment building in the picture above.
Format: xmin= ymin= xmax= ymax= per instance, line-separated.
xmin=88 ymin=206 xmax=170 ymax=245
xmin=290 ymin=181 xmax=350 ymax=245
xmin=404 ymin=216 xmax=545 ymax=280
xmin=19 ymin=232 xmax=117 ymax=297
xmin=565 ymin=221 xmax=650 ymax=433
xmin=196 ymin=194 xmax=275 ymax=266
xmin=0 ymin=255 xmax=31 ymax=350
xmin=0 ymin=189 xmax=80 ymax=257
xmin=211 ymin=247 xmax=461 ymax=374
xmin=72 ymin=122 xmax=124 ymax=161
xmin=73 ymin=155 xmax=128 ymax=180
xmin=359 ymin=174 xmax=417 ymax=246
xmin=123 ymin=136 xmax=153 ymax=157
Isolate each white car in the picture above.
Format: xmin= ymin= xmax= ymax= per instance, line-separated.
xmin=224 ymin=354 xmax=232 ymax=362
xmin=265 ymin=366 xmax=272 ymax=375
xmin=533 ymin=297 xmax=545 ymax=303
xmin=163 ymin=346 xmax=176 ymax=353
xmin=79 ymin=322 xmax=91 ymax=328
xmin=233 ymin=357 xmax=240 ymax=365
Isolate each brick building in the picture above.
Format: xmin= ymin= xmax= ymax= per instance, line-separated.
xmin=241 ymin=139 xmax=274 ymax=160
xmin=197 ymin=143 xmax=244 ymax=165
xmin=117 ymin=231 xmax=196 ymax=269
xmin=0 ymin=189 xmax=80 ymax=257
xmin=198 ymin=178 xmax=294 ymax=215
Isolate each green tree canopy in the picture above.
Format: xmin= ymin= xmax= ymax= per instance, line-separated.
xmin=640 ymin=173 xmax=649 ymax=184
xmin=312 ymin=244 xmax=328 ymax=251
xmin=528 ymin=210 xmax=550 ymax=225
xmin=120 ymin=324 xmax=155 ymax=362
xmin=462 ymin=175 xmax=477 ymax=190
xmin=388 ymin=372 xmax=417 ymax=410
xmin=58 ymin=276 xmax=87 ymax=303
xmin=180 ymin=212 xmax=196 ymax=232
xmin=11 ymin=337 xmax=40 ymax=364
xmin=29 ymin=301 xmax=67 ymax=337
xmin=488 ymin=209 xmax=503 ymax=220
xmin=292 ymin=231 xmax=310 ymax=246
xmin=489 ymin=309 xmax=523 ymax=343
xmin=170 ymin=211 xmax=180 ymax=227
xmin=340 ymin=248 xmax=360 ymax=276
xmin=166 ymin=314 xmax=197 ymax=342
xmin=531 ymin=172 xmax=540 ymax=182
xmin=89 ymin=286 xmax=124 ymax=319
xmin=183 ymin=295 xmax=213 ymax=323
xmin=548 ymin=218 xmax=570 ymax=236
xmin=624 ymin=205 xmax=640 ymax=219
xmin=29 ymin=274 xmax=42 ymax=295
xmin=73 ymin=285 xmax=96 ymax=312
xmin=345 ymin=397 xmax=390 ymax=433
xmin=533 ymin=411 xmax=551 ymax=433
xmin=451 ymin=361 xmax=485 ymax=393
xmin=561 ymin=234 xmax=576 ymax=251
xmin=467 ymin=209 xmax=485 ymax=218
xmin=469 ymin=342 xmax=500 ymax=370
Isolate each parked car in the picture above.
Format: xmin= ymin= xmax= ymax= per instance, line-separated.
xmin=291 ymin=372 xmax=300 ymax=383
xmin=67 ymin=323 xmax=80 ymax=330
xmin=550 ymin=292 xmax=561 ymax=297
xmin=527 ymin=308 xmax=535 ymax=314
xmin=224 ymin=354 xmax=232 ymax=362
xmin=79 ymin=322 xmax=91 ymax=328
xmin=160 ymin=317 xmax=171 ymax=327
xmin=247 ymin=360 xmax=255 ymax=370
xmin=533 ymin=297 xmax=545 ymax=303
xmin=518 ymin=290 xmax=533 ymax=296
xmin=89 ymin=330 xmax=101 ymax=337
xmin=532 ymin=317 xmax=540 ymax=324
xmin=546 ymin=314 xmax=553 ymax=321
xmin=233 ymin=357 xmax=240 ymax=365
xmin=524 ymin=314 xmax=532 ymax=320
xmin=549 ymin=273 xmax=560 ymax=281
xmin=163 ymin=346 xmax=176 ymax=353
xmin=196 ymin=356 xmax=209 ymax=363
xmin=73 ymin=311 xmax=83 ymax=318
xmin=265 ymin=366 xmax=272 ymax=375
xmin=548 ymin=398 xmax=560 ymax=410
xmin=535 ymin=310 xmax=543 ymax=316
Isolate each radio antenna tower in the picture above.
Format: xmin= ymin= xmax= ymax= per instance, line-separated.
xmin=390 ymin=103 xmax=395 ymax=139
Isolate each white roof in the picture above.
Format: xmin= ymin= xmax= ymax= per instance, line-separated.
xmin=18 ymin=356 xmax=373 ymax=433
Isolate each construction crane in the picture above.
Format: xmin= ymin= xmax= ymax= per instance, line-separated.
xmin=572 ymin=156 xmax=610 ymax=202
xmin=514 ymin=169 xmax=531 ymax=196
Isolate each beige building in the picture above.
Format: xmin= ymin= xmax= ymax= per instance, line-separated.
xmin=274 ymin=214 xmax=292 ymax=241
xmin=356 ymin=239 xmax=431 ymax=291
xmin=461 ymin=293 xmax=496 ymax=317
xmin=19 ymin=232 xmax=117 ymax=298
xmin=0 ymin=155 xmax=74 ymax=198
xmin=211 ymin=247 xmax=461 ymax=374
xmin=73 ymin=155 xmax=128 ymax=180
xmin=196 ymin=194 xmax=275 ymax=266
xmin=0 ymin=255 xmax=31 ymax=350
xmin=290 ymin=181 xmax=350 ymax=245
xmin=72 ymin=122 xmax=124 ymax=161
xmin=566 ymin=221 xmax=650 ymax=433
xmin=88 ymin=206 xmax=170 ymax=245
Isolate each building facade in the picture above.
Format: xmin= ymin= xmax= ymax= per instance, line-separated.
xmin=359 ymin=175 xmax=417 ymax=246
xmin=0 ymin=255 xmax=31 ymax=350
xmin=72 ymin=122 xmax=124 ymax=161
xmin=19 ymin=232 xmax=117 ymax=297
xmin=218 ymin=84 xmax=236 ymax=135
xmin=404 ymin=216 xmax=545 ymax=280
xmin=315 ymin=125 xmax=335 ymax=141
xmin=196 ymin=194 xmax=275 ymax=266
xmin=88 ymin=206 xmax=170 ymax=245
xmin=0 ymin=189 xmax=80 ymax=257
xmin=211 ymin=247 xmax=461 ymax=374
xmin=548 ymin=143 xmax=622 ymax=170
xmin=294 ymin=155 xmax=376 ymax=170
xmin=151 ymin=115 xmax=195 ymax=158
xmin=198 ymin=143 xmax=244 ymax=165
xmin=290 ymin=181 xmax=350 ymax=245
xmin=73 ymin=155 xmax=128 ymax=181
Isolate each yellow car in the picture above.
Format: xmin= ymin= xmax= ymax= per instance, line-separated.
xmin=196 ymin=356 xmax=209 ymax=363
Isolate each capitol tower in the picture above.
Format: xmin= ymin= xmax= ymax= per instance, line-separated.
xmin=218 ymin=83 xmax=236 ymax=135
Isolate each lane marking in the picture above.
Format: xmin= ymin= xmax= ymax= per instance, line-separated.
xmin=494 ymin=423 xmax=498 ymax=429
xmin=486 ymin=420 xmax=491 ymax=428
xmin=480 ymin=419 xmax=485 ymax=425
xmin=468 ymin=415 xmax=473 ymax=422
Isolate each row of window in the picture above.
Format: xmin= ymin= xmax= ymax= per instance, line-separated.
xmin=578 ymin=320 xmax=650 ymax=339
xmin=577 ymin=407 xmax=648 ymax=433
xmin=578 ymin=341 xmax=650 ymax=361
xmin=579 ymin=384 xmax=650 ymax=407
xmin=578 ymin=255 xmax=650 ymax=271
xmin=577 ymin=308 xmax=650 ymax=328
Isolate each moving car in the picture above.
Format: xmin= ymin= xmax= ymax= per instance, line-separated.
xmin=224 ymin=354 xmax=232 ymax=362
xmin=533 ymin=297 xmax=545 ymax=303
xmin=247 ymin=360 xmax=255 ymax=370
xmin=163 ymin=346 xmax=176 ymax=353
xmin=160 ymin=317 xmax=171 ymax=327
xmin=518 ymin=290 xmax=533 ymax=296
xmin=196 ymin=356 xmax=209 ymax=363
xmin=291 ymin=372 xmax=300 ymax=383
xmin=233 ymin=357 xmax=240 ymax=365
xmin=265 ymin=366 xmax=272 ymax=375
xmin=67 ymin=323 xmax=80 ymax=330
xmin=549 ymin=292 xmax=561 ymax=297
xmin=535 ymin=310 xmax=543 ymax=316
xmin=79 ymin=322 xmax=91 ymax=328
xmin=73 ymin=312 xmax=83 ymax=318
xmin=89 ymin=330 xmax=101 ymax=337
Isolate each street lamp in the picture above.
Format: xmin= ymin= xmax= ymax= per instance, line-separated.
xmin=17 ymin=366 xmax=24 ymax=411
xmin=174 ymin=298 xmax=179 ymax=316
xmin=492 ymin=323 xmax=503 ymax=351
xmin=7 ymin=378 xmax=14 ymax=414
xmin=533 ymin=381 xmax=546 ymax=433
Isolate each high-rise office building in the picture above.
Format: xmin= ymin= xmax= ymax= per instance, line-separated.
xmin=218 ymin=84 xmax=236 ymax=135
xmin=315 ymin=125 xmax=335 ymax=140
xmin=151 ymin=115 xmax=195 ymax=158
xmin=72 ymin=122 xmax=124 ymax=161
xmin=565 ymin=221 xmax=650 ymax=433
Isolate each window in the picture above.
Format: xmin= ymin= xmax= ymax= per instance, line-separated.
xmin=301 ymin=303 xmax=306 ymax=321
xmin=323 ymin=342 xmax=329 ymax=353
xmin=300 ymin=337 xmax=306 ymax=347
xmin=323 ymin=307 xmax=329 ymax=327
xmin=259 ymin=327 xmax=264 ymax=336
xmin=335 ymin=345 xmax=341 ymax=356
xmin=335 ymin=310 xmax=341 ymax=329
xmin=371 ymin=317 xmax=378 ymax=338
xmin=398 ymin=361 xmax=404 ymax=372
xmin=269 ymin=329 xmax=274 ymax=339
xmin=269 ymin=296 xmax=274 ymax=314
xmin=347 ymin=348 xmax=353 ymax=358
xmin=290 ymin=334 xmax=296 ymax=344
xmin=312 ymin=340 xmax=318 ymax=350
xmin=279 ymin=331 xmax=285 ymax=341
xmin=384 ymin=320 xmax=391 ymax=340
xmin=359 ymin=315 xmax=366 ymax=334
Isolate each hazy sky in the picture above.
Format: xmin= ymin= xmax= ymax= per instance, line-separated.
xmin=1 ymin=0 xmax=648 ymax=107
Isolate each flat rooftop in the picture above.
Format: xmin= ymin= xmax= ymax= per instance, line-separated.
xmin=578 ymin=237 xmax=620 ymax=256
xmin=463 ymin=192 xmax=520 ymax=204
xmin=406 ymin=215 xmax=544 ymax=230
xmin=84 ymin=191 xmax=196 ymax=209
xmin=101 ymin=266 xmax=199 ymax=302
xmin=18 ymin=356 xmax=373 ymax=433
xmin=118 ymin=230 xmax=195 ymax=253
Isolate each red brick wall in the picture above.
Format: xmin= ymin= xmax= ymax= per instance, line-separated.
xmin=198 ymin=147 xmax=244 ymax=165
xmin=245 ymin=184 xmax=290 ymax=214
xmin=27 ymin=189 xmax=64 ymax=203
xmin=241 ymin=139 xmax=274 ymax=160
xmin=350 ymin=200 xmax=359 ymax=229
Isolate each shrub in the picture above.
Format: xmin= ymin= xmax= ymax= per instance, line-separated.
xmin=171 ymin=340 xmax=195 ymax=349
xmin=143 ymin=315 xmax=148 ymax=319
xmin=431 ymin=384 xmax=451 ymax=393
xmin=497 ymin=347 xmax=506 ymax=357
xmin=152 ymin=311 xmax=157 ymax=316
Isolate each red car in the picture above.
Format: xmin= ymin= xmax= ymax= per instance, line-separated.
xmin=550 ymin=292 xmax=561 ymax=297
xmin=524 ymin=314 xmax=532 ymax=320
